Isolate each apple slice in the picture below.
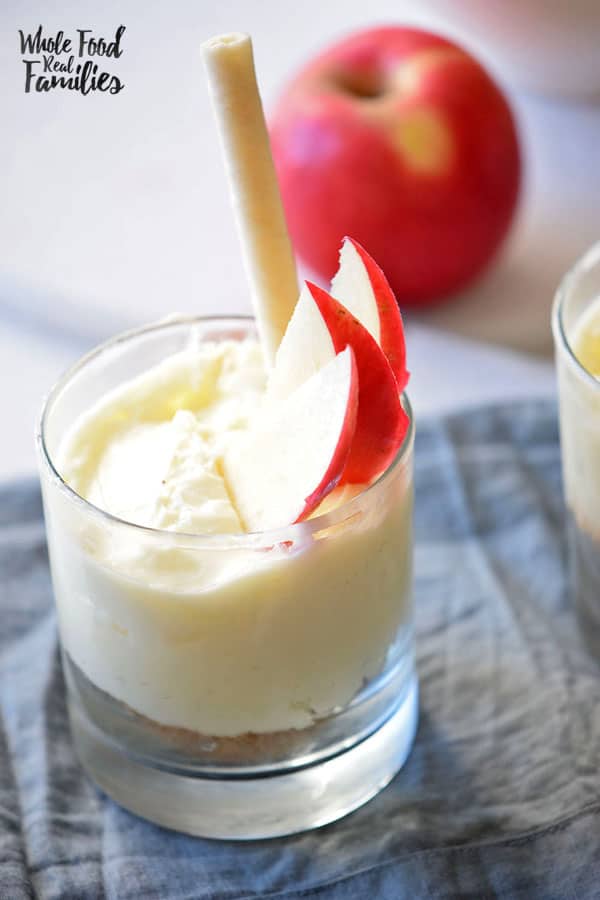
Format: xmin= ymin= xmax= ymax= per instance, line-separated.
xmin=268 ymin=281 xmax=408 ymax=484
xmin=224 ymin=347 xmax=358 ymax=531
xmin=331 ymin=237 xmax=409 ymax=389
xmin=309 ymin=282 xmax=408 ymax=482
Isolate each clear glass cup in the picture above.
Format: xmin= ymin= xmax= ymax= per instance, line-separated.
xmin=36 ymin=315 xmax=417 ymax=839
xmin=553 ymin=242 xmax=600 ymax=657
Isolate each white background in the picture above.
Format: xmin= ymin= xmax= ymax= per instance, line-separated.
xmin=2 ymin=0 xmax=600 ymax=479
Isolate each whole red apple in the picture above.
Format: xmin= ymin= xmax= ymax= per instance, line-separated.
xmin=270 ymin=27 xmax=521 ymax=308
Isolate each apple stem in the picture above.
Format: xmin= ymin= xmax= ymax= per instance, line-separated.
xmin=202 ymin=33 xmax=299 ymax=365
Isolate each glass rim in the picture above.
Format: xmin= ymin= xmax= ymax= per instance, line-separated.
xmin=552 ymin=239 xmax=600 ymax=392
xmin=36 ymin=314 xmax=414 ymax=548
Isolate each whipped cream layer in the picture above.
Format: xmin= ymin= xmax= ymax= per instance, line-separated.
xmin=60 ymin=339 xmax=265 ymax=534
xmin=558 ymin=297 xmax=600 ymax=539
xmin=47 ymin=335 xmax=413 ymax=737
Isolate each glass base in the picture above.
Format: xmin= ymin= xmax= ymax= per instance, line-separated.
xmin=69 ymin=675 xmax=418 ymax=839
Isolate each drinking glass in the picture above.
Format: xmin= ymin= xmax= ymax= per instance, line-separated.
xmin=37 ymin=316 xmax=417 ymax=838
xmin=553 ymin=242 xmax=600 ymax=657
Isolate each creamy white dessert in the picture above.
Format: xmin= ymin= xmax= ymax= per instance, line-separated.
xmin=60 ymin=339 xmax=264 ymax=535
xmin=557 ymin=296 xmax=600 ymax=538
xmin=47 ymin=334 xmax=413 ymax=738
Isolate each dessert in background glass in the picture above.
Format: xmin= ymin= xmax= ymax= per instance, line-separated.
xmin=37 ymin=314 xmax=417 ymax=839
xmin=553 ymin=241 xmax=600 ymax=657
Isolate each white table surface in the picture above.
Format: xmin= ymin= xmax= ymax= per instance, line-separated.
xmin=4 ymin=0 xmax=599 ymax=481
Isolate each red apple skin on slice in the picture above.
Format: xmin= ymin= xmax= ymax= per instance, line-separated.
xmin=306 ymin=281 xmax=409 ymax=484
xmin=223 ymin=347 xmax=359 ymax=532
xmin=332 ymin=237 xmax=409 ymax=390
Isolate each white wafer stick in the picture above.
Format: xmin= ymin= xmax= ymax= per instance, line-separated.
xmin=202 ymin=32 xmax=299 ymax=365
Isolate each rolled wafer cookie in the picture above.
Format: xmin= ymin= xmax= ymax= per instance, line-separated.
xmin=202 ymin=33 xmax=299 ymax=364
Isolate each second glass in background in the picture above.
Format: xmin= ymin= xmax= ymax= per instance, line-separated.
xmin=553 ymin=241 xmax=600 ymax=657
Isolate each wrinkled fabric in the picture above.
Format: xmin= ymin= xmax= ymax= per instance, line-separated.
xmin=2 ymin=400 xmax=600 ymax=899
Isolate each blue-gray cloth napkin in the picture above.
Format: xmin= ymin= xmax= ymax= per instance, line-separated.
xmin=2 ymin=400 xmax=600 ymax=900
